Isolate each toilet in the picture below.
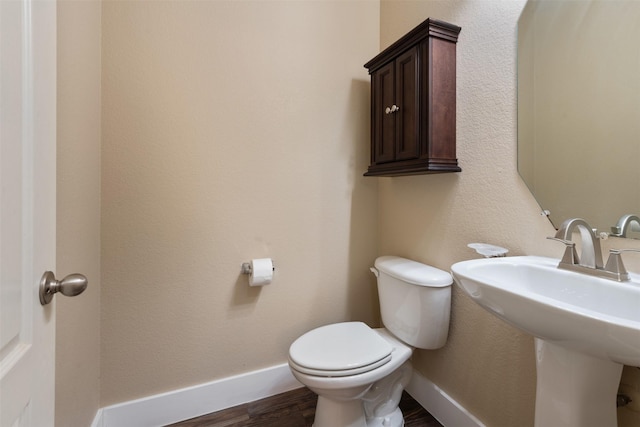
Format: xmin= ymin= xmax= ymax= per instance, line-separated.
xmin=288 ymin=256 xmax=452 ymax=427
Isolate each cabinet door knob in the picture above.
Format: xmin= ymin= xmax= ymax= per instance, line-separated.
xmin=385 ymin=105 xmax=400 ymax=114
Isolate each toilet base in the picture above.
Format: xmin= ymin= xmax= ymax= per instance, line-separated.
xmin=313 ymin=394 xmax=368 ymax=427
xmin=312 ymin=396 xmax=404 ymax=427
xmin=310 ymin=361 xmax=412 ymax=427
xmin=366 ymin=407 xmax=404 ymax=427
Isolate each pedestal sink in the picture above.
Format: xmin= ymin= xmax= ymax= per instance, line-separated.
xmin=451 ymin=256 xmax=640 ymax=427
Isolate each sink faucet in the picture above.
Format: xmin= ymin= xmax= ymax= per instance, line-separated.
xmin=610 ymin=214 xmax=640 ymax=237
xmin=548 ymin=218 xmax=639 ymax=282
xmin=552 ymin=218 xmax=603 ymax=269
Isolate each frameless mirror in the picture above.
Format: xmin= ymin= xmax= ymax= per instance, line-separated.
xmin=517 ymin=0 xmax=640 ymax=237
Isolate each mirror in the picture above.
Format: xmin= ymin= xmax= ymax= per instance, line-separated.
xmin=517 ymin=0 xmax=640 ymax=237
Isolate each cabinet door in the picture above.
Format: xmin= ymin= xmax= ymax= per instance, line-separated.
xmin=395 ymin=47 xmax=419 ymax=160
xmin=372 ymin=61 xmax=395 ymax=164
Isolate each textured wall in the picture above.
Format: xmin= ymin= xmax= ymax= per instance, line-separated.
xmin=56 ymin=1 xmax=102 ymax=425
xmin=379 ymin=1 xmax=549 ymax=426
xmin=380 ymin=2 xmax=640 ymax=425
xmin=100 ymin=0 xmax=380 ymax=405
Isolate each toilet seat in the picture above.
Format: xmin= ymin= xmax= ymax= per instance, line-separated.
xmin=288 ymin=322 xmax=393 ymax=377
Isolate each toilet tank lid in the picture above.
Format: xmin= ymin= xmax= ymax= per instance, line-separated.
xmin=374 ymin=256 xmax=452 ymax=287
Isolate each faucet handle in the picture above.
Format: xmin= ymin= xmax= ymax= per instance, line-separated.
xmin=609 ymin=248 xmax=640 ymax=254
xmin=546 ymin=237 xmax=580 ymax=265
xmin=603 ymin=248 xmax=640 ymax=281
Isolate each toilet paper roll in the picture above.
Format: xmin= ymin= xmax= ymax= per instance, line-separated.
xmin=249 ymin=258 xmax=273 ymax=286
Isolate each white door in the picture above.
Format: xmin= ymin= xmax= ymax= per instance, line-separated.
xmin=0 ymin=0 xmax=57 ymax=425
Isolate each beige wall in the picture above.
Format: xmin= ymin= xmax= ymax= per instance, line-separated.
xmin=379 ymin=1 xmax=552 ymax=426
xmin=380 ymin=1 xmax=640 ymax=426
xmin=100 ymin=0 xmax=380 ymax=405
xmin=56 ymin=1 xmax=640 ymax=424
xmin=56 ymin=0 xmax=102 ymax=426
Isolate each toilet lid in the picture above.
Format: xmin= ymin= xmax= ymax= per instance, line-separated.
xmin=289 ymin=322 xmax=393 ymax=376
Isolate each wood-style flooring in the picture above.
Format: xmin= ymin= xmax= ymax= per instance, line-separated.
xmin=166 ymin=387 xmax=443 ymax=427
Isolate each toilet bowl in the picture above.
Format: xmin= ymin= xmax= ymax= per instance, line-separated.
xmin=288 ymin=256 xmax=452 ymax=427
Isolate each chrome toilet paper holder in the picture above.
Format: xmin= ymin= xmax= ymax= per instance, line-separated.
xmin=241 ymin=260 xmax=276 ymax=274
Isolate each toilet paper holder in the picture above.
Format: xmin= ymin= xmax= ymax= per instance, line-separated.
xmin=241 ymin=260 xmax=276 ymax=274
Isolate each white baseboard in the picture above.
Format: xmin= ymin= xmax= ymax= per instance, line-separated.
xmin=91 ymin=363 xmax=483 ymax=427
xmin=406 ymin=370 xmax=486 ymax=427
xmin=96 ymin=363 xmax=302 ymax=427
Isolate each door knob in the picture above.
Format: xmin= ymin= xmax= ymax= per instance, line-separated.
xmin=39 ymin=271 xmax=88 ymax=305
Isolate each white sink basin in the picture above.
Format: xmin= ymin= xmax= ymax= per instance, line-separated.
xmin=451 ymin=255 xmax=640 ymax=366
xmin=451 ymin=255 xmax=640 ymax=427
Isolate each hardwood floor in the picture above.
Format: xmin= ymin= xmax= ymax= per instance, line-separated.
xmin=166 ymin=387 xmax=443 ymax=427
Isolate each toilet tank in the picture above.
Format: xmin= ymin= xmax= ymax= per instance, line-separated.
xmin=374 ymin=256 xmax=452 ymax=349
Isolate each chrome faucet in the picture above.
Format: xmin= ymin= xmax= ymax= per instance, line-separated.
xmin=547 ymin=218 xmax=639 ymax=282
xmin=610 ymin=214 xmax=640 ymax=237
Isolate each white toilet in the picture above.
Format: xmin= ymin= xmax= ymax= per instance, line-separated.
xmin=288 ymin=256 xmax=452 ymax=427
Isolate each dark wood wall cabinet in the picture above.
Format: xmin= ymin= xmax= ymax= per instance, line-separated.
xmin=364 ymin=18 xmax=461 ymax=177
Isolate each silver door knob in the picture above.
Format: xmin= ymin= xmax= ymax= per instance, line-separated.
xmin=39 ymin=271 xmax=88 ymax=305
